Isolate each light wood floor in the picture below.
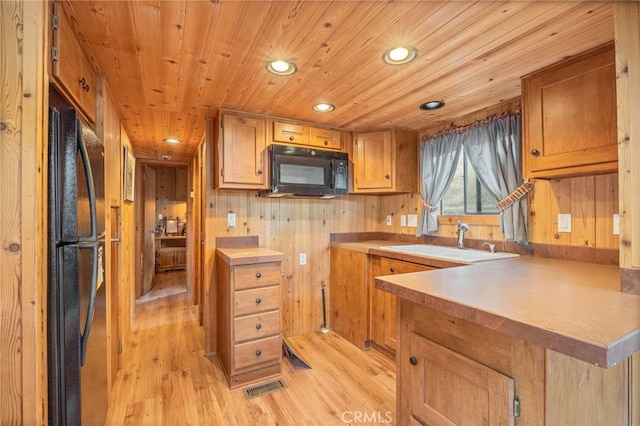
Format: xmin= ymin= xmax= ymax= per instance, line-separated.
xmin=107 ymin=277 xmax=396 ymax=425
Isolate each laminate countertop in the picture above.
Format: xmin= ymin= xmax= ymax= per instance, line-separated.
xmin=374 ymin=255 xmax=640 ymax=368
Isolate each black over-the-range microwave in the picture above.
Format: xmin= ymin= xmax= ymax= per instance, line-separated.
xmin=258 ymin=144 xmax=349 ymax=198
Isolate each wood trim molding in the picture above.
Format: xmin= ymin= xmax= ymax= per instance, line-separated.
xmin=620 ymin=267 xmax=640 ymax=295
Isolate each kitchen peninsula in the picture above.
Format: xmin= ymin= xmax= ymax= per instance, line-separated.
xmin=375 ymin=255 xmax=640 ymax=425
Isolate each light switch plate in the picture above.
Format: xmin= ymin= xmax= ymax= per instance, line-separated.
xmin=386 ymin=215 xmax=392 ymax=226
xmin=558 ymin=214 xmax=571 ymax=233
xmin=227 ymin=212 xmax=236 ymax=227
xmin=299 ymin=253 xmax=307 ymax=265
xmin=613 ymin=214 xmax=620 ymax=235
xmin=407 ymin=214 xmax=418 ymax=227
xmin=400 ymin=215 xmax=407 ymax=227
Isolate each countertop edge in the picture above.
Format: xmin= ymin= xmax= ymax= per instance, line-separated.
xmin=375 ymin=276 xmax=637 ymax=368
xmin=216 ymin=247 xmax=284 ymax=265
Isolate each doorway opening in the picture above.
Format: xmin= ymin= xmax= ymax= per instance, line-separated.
xmin=137 ymin=164 xmax=190 ymax=304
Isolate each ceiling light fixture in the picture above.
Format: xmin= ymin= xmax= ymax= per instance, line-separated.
xmin=162 ymin=155 xmax=172 ymax=160
xmin=382 ymin=46 xmax=418 ymax=65
xmin=267 ymin=59 xmax=297 ymax=76
xmin=313 ymin=103 xmax=335 ymax=112
xmin=419 ymin=100 xmax=445 ymax=110
xmin=163 ymin=137 xmax=181 ymax=144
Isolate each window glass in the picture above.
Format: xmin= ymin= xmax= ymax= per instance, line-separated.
xmin=440 ymin=153 xmax=498 ymax=215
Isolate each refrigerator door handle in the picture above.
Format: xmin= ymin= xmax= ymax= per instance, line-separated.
xmin=80 ymin=242 xmax=99 ymax=366
xmin=76 ymin=120 xmax=98 ymax=242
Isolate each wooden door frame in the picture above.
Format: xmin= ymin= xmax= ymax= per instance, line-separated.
xmin=134 ymin=160 xmax=194 ymax=299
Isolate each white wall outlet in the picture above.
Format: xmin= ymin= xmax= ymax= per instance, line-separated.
xmin=227 ymin=212 xmax=236 ymax=227
xmin=613 ymin=213 xmax=620 ymax=235
xmin=407 ymin=214 xmax=418 ymax=227
xmin=558 ymin=213 xmax=571 ymax=233
xmin=158 ymin=213 xmax=163 ymax=220
xmin=400 ymin=215 xmax=407 ymax=227
xmin=299 ymin=253 xmax=307 ymax=265
xmin=386 ymin=215 xmax=392 ymax=226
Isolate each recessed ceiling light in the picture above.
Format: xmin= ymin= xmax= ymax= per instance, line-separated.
xmin=163 ymin=137 xmax=181 ymax=144
xmin=267 ymin=60 xmax=297 ymax=76
xmin=382 ymin=46 xmax=418 ymax=65
xmin=313 ymin=103 xmax=335 ymax=112
xmin=419 ymin=100 xmax=445 ymax=110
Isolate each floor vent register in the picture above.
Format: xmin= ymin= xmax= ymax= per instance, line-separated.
xmin=243 ymin=379 xmax=287 ymax=400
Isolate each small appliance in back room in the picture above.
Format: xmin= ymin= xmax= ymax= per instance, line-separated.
xmin=47 ymin=101 xmax=108 ymax=425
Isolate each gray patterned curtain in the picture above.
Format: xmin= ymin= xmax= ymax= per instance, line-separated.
xmin=416 ymin=133 xmax=463 ymax=235
xmin=462 ymin=113 xmax=527 ymax=242
xmin=417 ymin=111 xmax=527 ymax=242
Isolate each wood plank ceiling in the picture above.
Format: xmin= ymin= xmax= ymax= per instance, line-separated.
xmin=62 ymin=1 xmax=614 ymax=162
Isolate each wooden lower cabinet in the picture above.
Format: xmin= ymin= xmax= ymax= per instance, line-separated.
xmin=409 ymin=332 xmax=515 ymax=425
xmin=329 ymin=247 xmax=369 ymax=349
xmin=156 ymin=247 xmax=186 ymax=272
xmin=398 ymin=298 xmax=636 ymax=425
xmin=369 ymin=256 xmax=433 ymax=356
xmin=216 ymin=254 xmax=282 ymax=388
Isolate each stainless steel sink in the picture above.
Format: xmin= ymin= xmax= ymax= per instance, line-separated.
xmin=377 ymin=244 xmax=519 ymax=264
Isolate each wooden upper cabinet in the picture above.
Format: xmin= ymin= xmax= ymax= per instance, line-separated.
xmin=212 ymin=111 xmax=267 ymax=189
xmin=50 ymin=2 xmax=97 ymax=124
xmin=522 ymin=43 xmax=617 ymax=179
xmin=273 ymin=121 xmax=309 ymax=145
xmin=309 ymin=127 xmax=341 ymax=150
xmin=272 ymin=120 xmax=342 ymax=150
xmin=353 ymin=128 xmax=417 ymax=193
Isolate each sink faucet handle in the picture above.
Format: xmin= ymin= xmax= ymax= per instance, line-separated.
xmin=482 ymin=242 xmax=496 ymax=253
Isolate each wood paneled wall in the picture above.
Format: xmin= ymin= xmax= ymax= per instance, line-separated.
xmin=119 ymin=128 xmax=136 ymax=345
xmin=203 ymin=189 xmax=380 ymax=351
xmin=615 ymin=2 xmax=640 ymax=295
xmin=1 ymin=1 xmax=48 ymax=423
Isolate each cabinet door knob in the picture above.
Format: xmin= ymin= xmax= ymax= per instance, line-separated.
xmin=289 ymin=135 xmax=295 ymax=141
xmin=255 ymin=298 xmax=262 ymax=304
xmin=385 ymin=174 xmax=391 ymax=180
xmin=256 ymin=272 xmax=261 ymax=278
xmin=531 ymin=149 xmax=540 ymax=157
xmin=409 ymin=356 xmax=417 ymax=366
xmin=256 ymin=350 xmax=262 ymax=356
xmin=390 ymin=268 xmax=395 ymax=273
xmin=257 ymin=169 xmax=263 ymax=175
xmin=324 ymin=140 xmax=328 ymax=145
xmin=255 ymin=323 xmax=262 ymax=330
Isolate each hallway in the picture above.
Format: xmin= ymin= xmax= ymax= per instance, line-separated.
xmin=106 ymin=279 xmax=396 ymax=425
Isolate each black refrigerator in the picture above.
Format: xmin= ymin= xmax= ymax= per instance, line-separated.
xmin=47 ymin=106 xmax=108 ymax=425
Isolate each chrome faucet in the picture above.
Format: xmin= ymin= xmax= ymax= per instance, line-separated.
xmin=455 ymin=217 xmax=469 ymax=249
xmin=482 ymin=242 xmax=496 ymax=253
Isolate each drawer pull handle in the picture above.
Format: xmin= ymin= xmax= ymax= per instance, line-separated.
xmin=256 ymin=350 xmax=262 ymax=356
xmin=256 ymin=298 xmax=262 ymax=304
xmin=289 ymin=135 xmax=295 ymax=141
xmin=256 ymin=272 xmax=262 ymax=278
xmin=255 ymin=323 xmax=262 ymax=330
xmin=390 ymin=268 xmax=395 ymax=273
xmin=409 ymin=356 xmax=417 ymax=366
xmin=324 ymin=140 xmax=328 ymax=145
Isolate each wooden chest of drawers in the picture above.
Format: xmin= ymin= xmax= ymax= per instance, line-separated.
xmin=215 ymin=248 xmax=283 ymax=388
